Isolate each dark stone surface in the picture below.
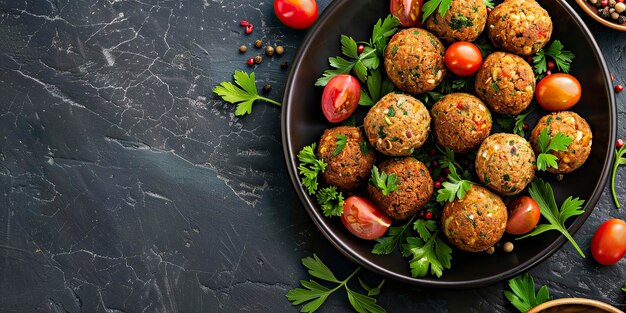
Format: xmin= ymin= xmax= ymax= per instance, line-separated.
xmin=0 ymin=0 xmax=624 ymax=312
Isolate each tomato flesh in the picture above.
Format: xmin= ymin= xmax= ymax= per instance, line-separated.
xmin=591 ymin=219 xmax=626 ymax=265
xmin=535 ymin=73 xmax=582 ymax=111
xmin=274 ymin=0 xmax=319 ymax=29
xmin=321 ymin=75 xmax=361 ymax=123
xmin=505 ymin=196 xmax=541 ymax=235
xmin=341 ymin=196 xmax=392 ymax=240
xmin=390 ymin=0 xmax=423 ymax=27
xmin=444 ymin=42 xmax=483 ymax=77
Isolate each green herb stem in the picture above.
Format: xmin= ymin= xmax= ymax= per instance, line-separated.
xmin=612 ymin=152 xmax=621 ymax=209
xmin=258 ymin=96 xmax=282 ymax=107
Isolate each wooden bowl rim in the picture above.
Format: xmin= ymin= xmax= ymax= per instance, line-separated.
xmin=574 ymin=0 xmax=626 ymax=31
xmin=528 ymin=298 xmax=624 ymax=313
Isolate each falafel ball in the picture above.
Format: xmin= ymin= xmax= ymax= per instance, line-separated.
xmin=441 ymin=184 xmax=507 ymax=252
xmin=431 ymin=93 xmax=492 ymax=154
xmin=530 ymin=111 xmax=592 ymax=174
xmin=474 ymin=52 xmax=535 ymax=115
xmin=424 ymin=0 xmax=488 ymax=43
xmin=475 ymin=133 xmax=536 ymax=196
xmin=367 ymin=157 xmax=433 ymax=220
xmin=487 ymin=0 xmax=553 ymax=56
xmin=317 ymin=126 xmax=376 ymax=190
xmin=384 ymin=28 xmax=447 ymax=94
xmin=364 ymin=93 xmax=431 ymax=156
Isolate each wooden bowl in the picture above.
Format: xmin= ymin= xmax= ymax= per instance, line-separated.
xmin=575 ymin=0 xmax=626 ymax=31
xmin=529 ymin=298 xmax=624 ymax=313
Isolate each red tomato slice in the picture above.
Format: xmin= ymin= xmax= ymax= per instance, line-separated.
xmin=535 ymin=73 xmax=582 ymax=111
xmin=444 ymin=42 xmax=483 ymax=77
xmin=390 ymin=0 xmax=423 ymax=27
xmin=274 ymin=0 xmax=318 ymax=30
xmin=321 ymin=75 xmax=361 ymax=123
xmin=591 ymin=219 xmax=626 ymax=265
xmin=341 ymin=196 xmax=392 ymax=240
xmin=505 ymin=196 xmax=541 ymax=235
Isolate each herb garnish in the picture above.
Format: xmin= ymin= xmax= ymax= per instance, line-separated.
xmin=316 ymin=186 xmax=345 ymax=217
xmin=495 ymin=108 xmax=534 ymax=137
xmin=518 ymin=178 xmax=586 ymax=257
xmin=437 ymin=165 xmax=473 ymax=204
xmin=316 ymin=15 xmax=400 ymax=87
xmin=536 ymin=128 xmax=573 ymax=171
xmin=372 ymin=216 xmax=416 ymax=255
xmin=622 ymin=282 xmax=626 ymax=293
xmin=333 ymin=134 xmax=348 ymax=156
xmin=297 ymin=144 xmax=327 ymax=195
xmin=484 ymin=0 xmax=495 ymax=9
xmin=286 ymin=254 xmax=387 ymax=313
xmin=360 ymin=68 xmax=396 ymax=106
xmin=370 ymin=165 xmax=400 ymax=196
xmin=404 ymin=220 xmax=452 ymax=278
xmin=504 ymin=274 xmax=551 ymax=313
xmin=422 ymin=0 xmax=453 ymax=22
xmin=533 ymin=40 xmax=575 ymax=79
xmin=611 ymin=144 xmax=626 ymax=208
xmin=213 ymin=71 xmax=281 ymax=116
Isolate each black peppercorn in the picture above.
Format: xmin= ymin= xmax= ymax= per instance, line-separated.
xmin=619 ymin=15 xmax=626 ymax=23
xmin=280 ymin=61 xmax=289 ymax=70
xmin=265 ymin=45 xmax=275 ymax=56
xmin=275 ymin=45 xmax=285 ymax=55
xmin=263 ymin=84 xmax=272 ymax=93
xmin=239 ymin=45 xmax=247 ymax=53
xmin=599 ymin=8 xmax=611 ymax=18
xmin=254 ymin=39 xmax=263 ymax=48
xmin=254 ymin=55 xmax=263 ymax=64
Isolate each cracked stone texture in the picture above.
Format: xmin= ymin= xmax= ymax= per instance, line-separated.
xmin=0 ymin=0 xmax=624 ymax=312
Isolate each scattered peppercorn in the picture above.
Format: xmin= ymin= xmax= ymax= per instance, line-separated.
xmin=503 ymin=242 xmax=514 ymax=253
xmin=280 ymin=61 xmax=289 ymax=70
xmin=254 ymin=55 xmax=263 ymax=64
xmin=275 ymin=45 xmax=285 ymax=55
xmin=443 ymin=168 xmax=450 ymax=175
xmin=247 ymin=58 xmax=255 ymax=66
xmin=425 ymin=211 xmax=433 ymax=220
xmin=617 ymin=138 xmax=625 ymax=148
xmin=438 ymin=176 xmax=445 ymax=183
xmin=419 ymin=210 xmax=425 ymax=218
xmin=254 ymin=39 xmax=263 ymax=48
xmin=431 ymin=160 xmax=439 ymax=167
xmin=547 ymin=60 xmax=556 ymax=70
xmin=265 ymin=45 xmax=275 ymax=56
xmin=556 ymin=174 xmax=564 ymax=181
xmin=599 ymin=7 xmax=611 ymax=18
xmin=239 ymin=45 xmax=247 ymax=53
xmin=546 ymin=70 xmax=552 ymax=76
xmin=612 ymin=73 xmax=616 ymax=81
xmin=357 ymin=45 xmax=365 ymax=54
xmin=434 ymin=181 xmax=442 ymax=189
xmin=616 ymin=84 xmax=624 ymax=93
xmin=523 ymin=123 xmax=529 ymax=131
xmin=245 ymin=24 xmax=254 ymax=34
xmin=486 ymin=246 xmax=495 ymax=255
xmin=240 ymin=20 xmax=249 ymax=27
xmin=619 ymin=15 xmax=626 ymax=23
xmin=263 ymin=84 xmax=272 ymax=93
xmin=487 ymin=8 xmax=492 ymax=14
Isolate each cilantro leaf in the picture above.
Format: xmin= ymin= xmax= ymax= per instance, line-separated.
xmin=316 ymin=186 xmax=345 ymax=217
xmin=213 ymin=71 xmax=282 ymax=116
xmin=536 ymin=128 xmax=573 ymax=171
xmin=504 ymin=274 xmax=551 ymax=313
xmin=372 ymin=217 xmax=415 ymax=255
xmin=286 ymin=255 xmax=387 ymax=313
xmin=533 ymin=40 xmax=575 ymax=79
xmin=611 ymin=144 xmax=626 ymax=208
xmin=437 ymin=165 xmax=472 ymax=203
xmin=518 ymin=178 xmax=586 ymax=257
xmin=422 ymin=0 xmax=453 ymax=22
xmin=333 ymin=134 xmax=348 ymax=156
xmin=370 ymin=165 xmax=400 ymax=196
xmin=297 ymin=144 xmax=327 ymax=195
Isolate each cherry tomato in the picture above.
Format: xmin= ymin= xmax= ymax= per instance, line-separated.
xmin=505 ymin=196 xmax=541 ymax=235
xmin=591 ymin=219 xmax=626 ymax=265
xmin=321 ymin=75 xmax=361 ymax=123
xmin=535 ymin=73 xmax=582 ymax=111
xmin=390 ymin=0 xmax=423 ymax=27
xmin=341 ymin=196 xmax=392 ymax=240
xmin=274 ymin=0 xmax=318 ymax=30
xmin=444 ymin=42 xmax=483 ymax=77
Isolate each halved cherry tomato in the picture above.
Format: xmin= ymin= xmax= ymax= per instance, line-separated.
xmin=591 ymin=219 xmax=626 ymax=265
xmin=505 ymin=196 xmax=541 ymax=235
xmin=274 ymin=0 xmax=318 ymax=30
xmin=390 ymin=0 xmax=423 ymax=27
xmin=444 ymin=42 xmax=483 ymax=77
xmin=535 ymin=73 xmax=582 ymax=111
xmin=341 ymin=196 xmax=392 ymax=240
xmin=322 ymin=75 xmax=361 ymax=123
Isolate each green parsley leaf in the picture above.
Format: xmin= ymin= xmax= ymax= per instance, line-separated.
xmin=536 ymin=128 xmax=573 ymax=171
xmin=422 ymin=0 xmax=453 ymax=22
xmin=333 ymin=134 xmax=348 ymax=156
xmin=495 ymin=108 xmax=534 ymax=137
xmin=533 ymin=40 xmax=575 ymax=79
xmin=404 ymin=231 xmax=452 ymax=278
xmin=484 ymin=0 xmax=495 ymax=8
xmin=297 ymin=143 xmax=327 ymax=195
xmin=286 ymin=255 xmax=387 ymax=313
xmin=372 ymin=216 xmax=415 ymax=255
xmin=518 ymin=178 xmax=586 ymax=257
xmin=611 ymin=144 xmax=626 ymax=209
xmin=213 ymin=71 xmax=281 ymax=116
xmin=504 ymin=274 xmax=551 ymax=313
xmin=360 ymin=67 xmax=395 ymax=106
xmin=622 ymin=282 xmax=626 ymax=293
xmin=316 ymin=186 xmax=345 ymax=217
xmin=370 ymin=165 xmax=400 ymax=196
xmin=437 ymin=165 xmax=472 ymax=203
xmin=359 ymin=141 xmax=370 ymax=155
xmin=358 ymin=278 xmax=385 ymax=297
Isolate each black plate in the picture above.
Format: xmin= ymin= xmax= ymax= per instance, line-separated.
xmin=281 ymin=0 xmax=616 ymax=288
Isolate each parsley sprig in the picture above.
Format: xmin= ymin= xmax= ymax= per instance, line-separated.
xmin=333 ymin=134 xmax=348 ymax=156
xmin=371 ymin=216 xmax=416 ymax=255
xmin=403 ymin=220 xmax=452 ymax=278
xmin=316 ymin=15 xmax=400 ymax=87
xmin=359 ymin=67 xmax=396 ymax=106
xmin=611 ymin=144 xmax=626 ymax=208
xmin=286 ymin=254 xmax=386 ymax=313
xmin=504 ymin=274 xmax=551 ymax=313
xmin=421 ymin=0 xmax=453 ymax=22
xmin=437 ymin=165 xmax=473 ymax=204
xmin=536 ymin=128 xmax=573 ymax=171
xmin=495 ymin=108 xmax=534 ymax=137
xmin=213 ymin=71 xmax=281 ymax=116
xmin=297 ymin=144 xmax=327 ymax=195
xmin=316 ymin=186 xmax=345 ymax=217
xmin=533 ymin=40 xmax=575 ymax=79
xmin=518 ymin=178 xmax=586 ymax=257
xmin=484 ymin=0 xmax=495 ymax=9
xmin=370 ymin=165 xmax=400 ymax=196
